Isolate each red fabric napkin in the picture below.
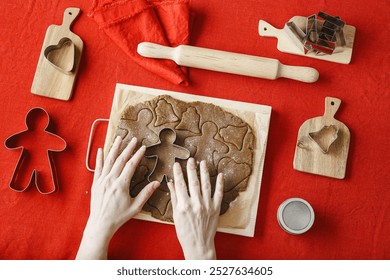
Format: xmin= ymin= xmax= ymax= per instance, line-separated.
xmin=89 ymin=0 xmax=190 ymax=85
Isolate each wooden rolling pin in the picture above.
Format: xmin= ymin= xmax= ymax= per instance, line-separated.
xmin=137 ymin=42 xmax=319 ymax=83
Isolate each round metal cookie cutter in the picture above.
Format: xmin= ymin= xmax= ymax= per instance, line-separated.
xmin=277 ymin=198 xmax=315 ymax=234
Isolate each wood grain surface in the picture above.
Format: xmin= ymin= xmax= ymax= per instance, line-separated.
xmin=293 ymin=97 xmax=350 ymax=179
xmin=31 ymin=7 xmax=83 ymax=100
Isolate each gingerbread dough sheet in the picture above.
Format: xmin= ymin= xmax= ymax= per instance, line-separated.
xmin=103 ymin=84 xmax=271 ymax=237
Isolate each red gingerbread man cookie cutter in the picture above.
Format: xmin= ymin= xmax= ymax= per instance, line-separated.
xmin=4 ymin=107 xmax=67 ymax=194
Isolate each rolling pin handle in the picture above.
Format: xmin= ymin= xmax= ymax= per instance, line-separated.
xmin=137 ymin=42 xmax=174 ymax=60
xmin=278 ymin=64 xmax=319 ymax=83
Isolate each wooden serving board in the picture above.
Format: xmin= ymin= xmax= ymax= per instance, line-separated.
xmin=103 ymin=84 xmax=272 ymax=237
xmin=259 ymin=16 xmax=356 ymax=64
xmin=293 ymin=97 xmax=350 ymax=179
xmin=31 ymin=7 xmax=83 ymax=101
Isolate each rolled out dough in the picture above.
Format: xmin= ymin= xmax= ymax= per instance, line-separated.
xmin=116 ymin=94 xmax=255 ymax=222
xmin=103 ymin=84 xmax=271 ymax=237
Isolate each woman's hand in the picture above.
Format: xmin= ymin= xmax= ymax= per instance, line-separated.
xmin=76 ymin=136 xmax=160 ymax=259
xmin=168 ymin=158 xmax=224 ymax=260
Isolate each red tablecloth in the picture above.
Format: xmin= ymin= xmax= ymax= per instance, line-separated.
xmin=0 ymin=0 xmax=389 ymax=259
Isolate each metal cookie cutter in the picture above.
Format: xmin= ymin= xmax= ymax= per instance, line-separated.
xmin=308 ymin=124 xmax=339 ymax=153
xmin=44 ymin=37 xmax=76 ymax=75
xmin=303 ymin=14 xmax=318 ymax=53
xmin=259 ymin=12 xmax=355 ymax=64
xmin=303 ymin=12 xmax=346 ymax=55
xmin=145 ymin=128 xmax=190 ymax=183
xmin=4 ymin=107 xmax=67 ymax=194
xmin=318 ymin=11 xmax=346 ymax=47
xmin=289 ymin=13 xmax=337 ymax=55
xmin=284 ymin=21 xmax=307 ymax=54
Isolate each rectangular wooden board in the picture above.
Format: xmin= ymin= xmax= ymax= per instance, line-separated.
xmin=259 ymin=16 xmax=356 ymax=64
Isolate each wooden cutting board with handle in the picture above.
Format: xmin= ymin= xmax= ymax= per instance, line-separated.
xmin=293 ymin=97 xmax=350 ymax=179
xmin=31 ymin=7 xmax=83 ymax=101
xmin=259 ymin=16 xmax=356 ymax=64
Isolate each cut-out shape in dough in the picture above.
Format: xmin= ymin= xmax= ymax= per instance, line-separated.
xmin=155 ymin=99 xmax=179 ymax=126
xmin=129 ymin=165 xmax=149 ymax=197
xmin=184 ymin=122 xmax=229 ymax=176
xmin=308 ymin=125 xmax=339 ymax=153
xmin=175 ymin=107 xmax=201 ymax=133
xmin=146 ymin=188 xmax=172 ymax=216
xmin=145 ymin=128 xmax=190 ymax=182
xmin=118 ymin=109 xmax=158 ymax=147
xmin=218 ymin=158 xmax=252 ymax=214
xmin=218 ymin=158 xmax=251 ymax=192
xmin=220 ymin=125 xmax=248 ymax=150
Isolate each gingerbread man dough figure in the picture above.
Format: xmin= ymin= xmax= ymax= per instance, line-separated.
xmin=5 ymin=108 xmax=67 ymax=194
xmin=117 ymin=109 xmax=159 ymax=148
xmin=145 ymin=128 xmax=190 ymax=182
xmin=184 ymin=122 xmax=228 ymax=176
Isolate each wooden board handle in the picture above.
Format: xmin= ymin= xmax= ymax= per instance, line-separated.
xmin=324 ymin=97 xmax=341 ymax=121
xmin=62 ymin=7 xmax=80 ymax=31
xmin=138 ymin=42 xmax=319 ymax=83
xmin=258 ymin=20 xmax=283 ymax=38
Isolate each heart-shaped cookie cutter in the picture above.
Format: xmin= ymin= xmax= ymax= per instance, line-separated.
xmin=4 ymin=107 xmax=67 ymax=194
xmin=44 ymin=37 xmax=76 ymax=75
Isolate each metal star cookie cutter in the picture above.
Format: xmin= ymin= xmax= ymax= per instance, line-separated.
xmin=4 ymin=107 xmax=67 ymax=194
xmin=145 ymin=128 xmax=190 ymax=183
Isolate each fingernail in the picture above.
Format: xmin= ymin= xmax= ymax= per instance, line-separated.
xmin=189 ymin=157 xmax=195 ymax=166
xmin=130 ymin=137 xmax=137 ymax=144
